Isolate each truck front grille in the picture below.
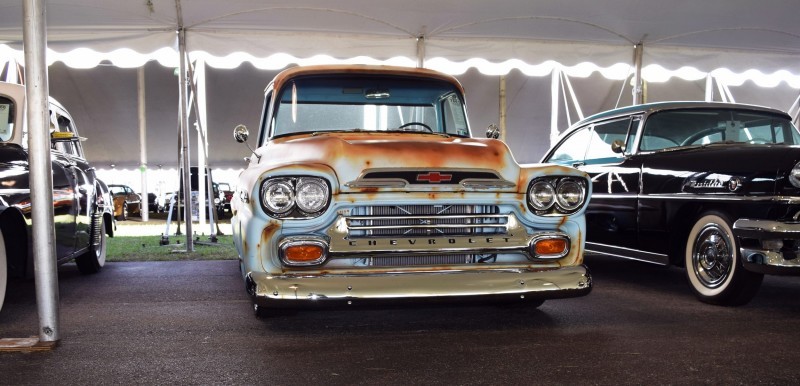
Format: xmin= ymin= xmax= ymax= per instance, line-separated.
xmin=346 ymin=204 xmax=508 ymax=238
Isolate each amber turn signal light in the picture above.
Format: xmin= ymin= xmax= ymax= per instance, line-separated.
xmin=284 ymin=244 xmax=325 ymax=262
xmin=534 ymin=238 xmax=567 ymax=256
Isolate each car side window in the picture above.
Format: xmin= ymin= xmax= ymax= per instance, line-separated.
xmin=584 ymin=118 xmax=632 ymax=165
xmin=548 ymin=126 xmax=592 ymax=165
xmin=0 ymin=96 xmax=14 ymax=142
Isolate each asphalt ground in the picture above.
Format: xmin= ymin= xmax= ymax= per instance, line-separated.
xmin=1 ymin=254 xmax=799 ymax=385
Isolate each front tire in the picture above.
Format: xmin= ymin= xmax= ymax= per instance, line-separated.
xmin=76 ymin=217 xmax=107 ymax=274
xmin=118 ymin=203 xmax=128 ymax=221
xmin=684 ymin=213 xmax=763 ymax=306
xmin=0 ymin=230 xmax=7 ymax=312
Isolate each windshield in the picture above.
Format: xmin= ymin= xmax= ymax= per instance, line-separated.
xmin=270 ymin=74 xmax=470 ymax=138
xmin=0 ymin=96 xmax=15 ymax=142
xmin=640 ymin=108 xmax=800 ymax=151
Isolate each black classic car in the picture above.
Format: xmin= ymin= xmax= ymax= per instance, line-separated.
xmin=543 ymin=101 xmax=800 ymax=306
xmin=0 ymin=82 xmax=113 ymax=312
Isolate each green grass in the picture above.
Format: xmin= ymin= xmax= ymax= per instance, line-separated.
xmin=105 ymin=214 xmax=237 ymax=262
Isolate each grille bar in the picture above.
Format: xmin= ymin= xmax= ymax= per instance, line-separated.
xmin=347 ymin=205 xmax=508 ymax=238
xmin=367 ymin=254 xmax=474 ymax=267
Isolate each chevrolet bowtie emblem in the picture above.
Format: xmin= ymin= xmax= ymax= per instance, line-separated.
xmin=416 ymin=172 xmax=453 ymax=183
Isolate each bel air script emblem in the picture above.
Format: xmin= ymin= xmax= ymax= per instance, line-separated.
xmin=416 ymin=171 xmax=453 ymax=183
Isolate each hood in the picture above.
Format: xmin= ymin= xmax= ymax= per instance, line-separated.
xmin=254 ymin=132 xmax=522 ymax=192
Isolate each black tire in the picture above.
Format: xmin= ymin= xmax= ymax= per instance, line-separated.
xmin=684 ymin=212 xmax=763 ymax=306
xmin=75 ymin=217 xmax=107 ymax=274
xmin=0 ymin=230 xmax=7 ymax=312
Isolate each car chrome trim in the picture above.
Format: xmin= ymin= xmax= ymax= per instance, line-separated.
xmin=248 ymin=265 xmax=592 ymax=306
xmin=592 ymin=193 xmax=800 ymax=204
xmin=586 ymin=242 xmax=670 ymax=265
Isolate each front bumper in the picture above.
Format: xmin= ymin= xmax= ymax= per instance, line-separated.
xmin=246 ymin=265 xmax=591 ymax=308
xmin=733 ymin=218 xmax=800 ymax=275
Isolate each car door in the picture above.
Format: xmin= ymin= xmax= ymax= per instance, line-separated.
xmin=50 ymin=110 xmax=79 ymax=259
xmin=546 ymin=116 xmax=643 ymax=256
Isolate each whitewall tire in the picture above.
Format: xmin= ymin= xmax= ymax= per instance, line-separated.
xmin=684 ymin=213 xmax=763 ymax=306
xmin=0 ymin=230 xmax=7 ymax=312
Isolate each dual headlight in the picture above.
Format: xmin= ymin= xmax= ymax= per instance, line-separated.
xmin=527 ymin=177 xmax=587 ymax=215
xmin=261 ymin=176 xmax=330 ymax=218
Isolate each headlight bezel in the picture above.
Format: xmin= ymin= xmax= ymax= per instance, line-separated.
xmin=260 ymin=176 xmax=331 ymax=218
xmin=527 ymin=176 xmax=588 ymax=216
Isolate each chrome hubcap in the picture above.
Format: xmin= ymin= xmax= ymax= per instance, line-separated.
xmin=692 ymin=224 xmax=733 ymax=288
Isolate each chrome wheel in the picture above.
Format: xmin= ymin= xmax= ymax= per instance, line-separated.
xmin=691 ymin=224 xmax=733 ymax=289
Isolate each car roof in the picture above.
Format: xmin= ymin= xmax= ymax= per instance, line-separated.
xmin=571 ymin=101 xmax=791 ymax=129
xmin=265 ymin=65 xmax=466 ymax=96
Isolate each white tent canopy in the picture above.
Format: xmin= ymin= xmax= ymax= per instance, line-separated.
xmin=1 ymin=0 xmax=799 ymax=78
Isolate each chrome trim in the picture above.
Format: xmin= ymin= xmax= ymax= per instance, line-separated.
xmin=585 ymin=242 xmax=670 ymax=265
xmin=346 ymin=214 xmax=509 ymax=232
xmin=278 ymin=236 xmax=330 ymax=266
xmin=345 ymin=179 xmax=407 ymax=188
xmin=248 ymin=265 xmax=592 ymax=306
xmin=593 ymin=193 xmax=800 ymax=204
xmin=733 ymin=218 xmax=800 ymax=236
xmin=461 ymin=179 xmax=516 ymax=189
xmin=740 ymin=248 xmax=800 ymax=270
xmin=327 ymin=214 xmax=567 ymax=261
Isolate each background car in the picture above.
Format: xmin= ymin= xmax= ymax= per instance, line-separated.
xmin=147 ymin=192 xmax=164 ymax=213
xmin=217 ymin=182 xmax=233 ymax=214
xmin=543 ymin=101 xmax=800 ymax=306
xmin=108 ymin=184 xmax=142 ymax=221
xmin=1 ymin=82 xmax=111 ymax=312
xmin=231 ymin=65 xmax=592 ymax=317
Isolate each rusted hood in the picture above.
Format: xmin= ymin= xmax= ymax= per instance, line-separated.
xmin=254 ymin=132 xmax=522 ymax=191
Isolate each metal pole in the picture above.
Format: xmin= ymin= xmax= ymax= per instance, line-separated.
xmin=23 ymin=0 xmax=60 ymax=344
xmin=178 ymin=28 xmax=193 ymax=251
xmin=416 ymin=35 xmax=425 ymax=68
xmin=138 ymin=66 xmax=149 ymax=222
xmin=550 ymin=67 xmax=560 ymax=146
xmin=632 ymin=42 xmax=644 ymax=105
xmin=499 ymin=75 xmax=506 ymax=142
xmin=195 ymin=61 xmax=206 ymax=229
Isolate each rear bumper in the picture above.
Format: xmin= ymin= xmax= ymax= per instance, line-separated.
xmin=247 ymin=265 xmax=591 ymax=308
xmin=733 ymin=218 xmax=800 ymax=275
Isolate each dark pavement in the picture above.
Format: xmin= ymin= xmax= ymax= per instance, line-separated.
xmin=1 ymin=255 xmax=799 ymax=385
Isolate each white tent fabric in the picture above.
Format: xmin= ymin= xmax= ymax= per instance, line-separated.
xmin=1 ymin=0 xmax=799 ymax=77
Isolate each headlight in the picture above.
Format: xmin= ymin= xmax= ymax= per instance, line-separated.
xmin=527 ymin=177 xmax=587 ymax=215
xmin=296 ymin=177 xmax=330 ymax=213
xmin=262 ymin=179 xmax=295 ymax=214
xmin=260 ymin=176 xmax=331 ymax=218
xmin=528 ymin=180 xmax=555 ymax=210
xmin=790 ymin=161 xmax=800 ymax=188
xmin=555 ymin=179 xmax=585 ymax=212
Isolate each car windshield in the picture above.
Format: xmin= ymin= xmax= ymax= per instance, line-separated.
xmin=640 ymin=108 xmax=800 ymax=151
xmin=271 ymin=74 xmax=470 ymax=138
xmin=0 ymin=96 xmax=15 ymax=142
xmin=108 ymin=186 xmax=126 ymax=195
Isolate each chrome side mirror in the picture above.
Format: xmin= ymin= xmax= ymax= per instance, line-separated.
xmin=486 ymin=124 xmax=500 ymax=139
xmin=611 ymin=139 xmax=626 ymax=154
xmin=233 ymin=124 xmax=249 ymax=143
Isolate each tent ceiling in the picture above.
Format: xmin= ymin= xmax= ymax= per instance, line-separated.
xmin=1 ymin=0 xmax=799 ymax=75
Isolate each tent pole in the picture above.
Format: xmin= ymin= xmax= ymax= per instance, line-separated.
xmin=23 ymin=0 xmax=60 ymax=345
xmin=416 ymin=35 xmax=425 ymax=68
xmin=499 ymin=75 xmax=506 ymax=142
xmin=550 ymin=67 xmax=560 ymax=146
xmin=138 ymin=66 xmax=149 ymax=222
xmin=178 ymin=27 xmax=194 ymax=251
xmin=632 ymin=42 xmax=644 ymax=105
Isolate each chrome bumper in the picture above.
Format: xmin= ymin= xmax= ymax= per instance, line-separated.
xmin=733 ymin=218 xmax=800 ymax=275
xmin=247 ymin=265 xmax=591 ymax=308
